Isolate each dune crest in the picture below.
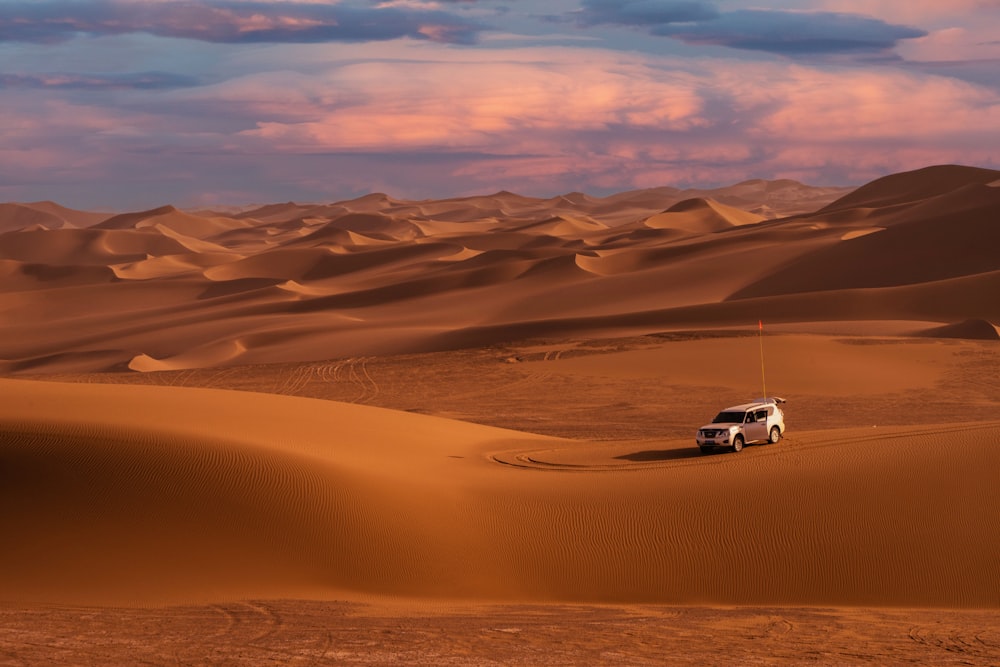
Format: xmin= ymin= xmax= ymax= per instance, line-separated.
xmin=916 ymin=318 xmax=1000 ymax=340
xmin=645 ymin=197 xmax=765 ymax=234
xmin=128 ymin=338 xmax=249 ymax=372
xmin=0 ymin=201 xmax=109 ymax=232
xmin=820 ymin=164 xmax=1000 ymax=212
xmin=840 ymin=227 xmax=884 ymax=240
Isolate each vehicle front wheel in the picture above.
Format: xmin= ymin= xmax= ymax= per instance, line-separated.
xmin=768 ymin=426 xmax=781 ymax=444
xmin=732 ymin=435 xmax=744 ymax=453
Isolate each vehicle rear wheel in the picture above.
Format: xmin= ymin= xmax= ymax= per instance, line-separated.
xmin=732 ymin=435 xmax=744 ymax=453
xmin=768 ymin=426 xmax=781 ymax=444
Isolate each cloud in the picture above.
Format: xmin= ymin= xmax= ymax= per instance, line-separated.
xmin=751 ymin=66 xmax=1000 ymax=146
xmin=229 ymin=52 xmax=709 ymax=153
xmin=0 ymin=72 xmax=200 ymax=90
xmin=818 ymin=0 xmax=1000 ymax=24
xmin=569 ymin=3 xmax=926 ymax=57
xmin=900 ymin=27 xmax=1000 ymax=64
xmin=0 ymin=0 xmax=484 ymax=45
xmin=377 ymin=0 xmax=475 ymax=7
xmin=190 ymin=48 xmax=998 ymax=189
xmin=2 ymin=41 xmax=998 ymax=208
xmin=653 ymin=10 xmax=927 ymax=55
xmin=576 ymin=0 xmax=719 ymax=26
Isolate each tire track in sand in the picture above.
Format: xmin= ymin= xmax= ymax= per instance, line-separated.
xmin=272 ymin=364 xmax=316 ymax=396
xmin=207 ymin=601 xmax=336 ymax=662
xmin=908 ymin=622 xmax=1000 ymax=661
xmin=316 ymin=358 xmax=380 ymax=404
xmin=490 ymin=422 xmax=1000 ymax=473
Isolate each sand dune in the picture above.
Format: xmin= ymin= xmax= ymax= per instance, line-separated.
xmin=96 ymin=204 xmax=251 ymax=239
xmin=820 ymin=164 xmax=1000 ymax=212
xmin=95 ymin=204 xmax=182 ymax=230
xmin=644 ymin=197 xmax=765 ymax=233
xmin=0 ymin=258 xmax=118 ymax=291
xmin=732 ymin=173 xmax=1000 ymax=298
xmin=916 ymin=317 xmax=1000 ymax=340
xmin=301 ymin=212 xmax=425 ymax=242
xmin=0 ymin=227 xmax=192 ymax=266
xmin=0 ymin=201 xmax=109 ymax=232
xmin=2 ymin=374 xmax=998 ymax=608
xmin=1 ymin=166 xmax=998 ymax=373
xmin=234 ymin=202 xmax=330 ymax=223
xmin=0 ymin=203 xmax=71 ymax=233
xmin=0 ymin=378 xmax=557 ymax=603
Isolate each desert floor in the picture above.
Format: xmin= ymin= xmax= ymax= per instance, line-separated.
xmin=3 ymin=330 xmax=999 ymax=665
xmin=3 ymin=601 xmax=1000 ymax=665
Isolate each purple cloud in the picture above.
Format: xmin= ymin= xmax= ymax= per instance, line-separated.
xmin=0 ymin=72 xmax=200 ymax=90
xmin=570 ymin=2 xmax=925 ymax=56
xmin=653 ymin=10 xmax=927 ymax=55
xmin=0 ymin=0 xmax=485 ymax=45
xmin=577 ymin=0 xmax=719 ymax=26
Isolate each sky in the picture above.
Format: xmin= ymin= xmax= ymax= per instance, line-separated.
xmin=1 ymin=0 xmax=998 ymax=210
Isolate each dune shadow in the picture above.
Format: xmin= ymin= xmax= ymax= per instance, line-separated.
xmin=615 ymin=448 xmax=705 ymax=462
xmin=198 ymin=277 xmax=281 ymax=299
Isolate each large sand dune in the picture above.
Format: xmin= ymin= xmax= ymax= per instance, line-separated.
xmin=3 ymin=375 xmax=999 ymax=608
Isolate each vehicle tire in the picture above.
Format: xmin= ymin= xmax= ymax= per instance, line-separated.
xmin=768 ymin=426 xmax=781 ymax=444
xmin=732 ymin=435 xmax=744 ymax=453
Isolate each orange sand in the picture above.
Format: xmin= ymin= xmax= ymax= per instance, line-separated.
xmin=5 ymin=166 xmax=995 ymax=375
xmin=2 ymin=165 xmax=1000 ymax=663
xmin=3 ymin=375 xmax=999 ymax=608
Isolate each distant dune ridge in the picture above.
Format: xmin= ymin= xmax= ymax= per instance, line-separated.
xmin=0 ymin=165 xmax=997 ymax=374
xmin=0 ymin=201 xmax=109 ymax=233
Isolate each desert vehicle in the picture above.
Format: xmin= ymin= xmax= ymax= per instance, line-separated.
xmin=696 ymin=398 xmax=786 ymax=453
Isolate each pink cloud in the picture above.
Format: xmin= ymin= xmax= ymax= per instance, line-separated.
xmin=753 ymin=66 xmax=1000 ymax=141
xmin=818 ymin=0 xmax=998 ymax=23
xmin=3 ymin=41 xmax=997 ymax=207
xmin=236 ymin=51 xmax=709 ymax=153
xmin=819 ymin=0 xmax=1000 ymax=62
xmin=221 ymin=47 xmax=999 ymax=186
xmin=898 ymin=27 xmax=1000 ymax=62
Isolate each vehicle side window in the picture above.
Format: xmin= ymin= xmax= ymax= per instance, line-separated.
xmin=745 ymin=412 xmax=755 ymax=423
xmin=756 ymin=410 xmax=768 ymax=421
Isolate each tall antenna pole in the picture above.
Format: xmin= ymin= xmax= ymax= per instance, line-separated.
xmin=758 ymin=319 xmax=767 ymax=401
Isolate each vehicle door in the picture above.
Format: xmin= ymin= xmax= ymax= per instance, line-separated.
xmin=744 ymin=410 xmax=767 ymax=443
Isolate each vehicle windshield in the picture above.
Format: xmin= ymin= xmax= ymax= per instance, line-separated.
xmin=712 ymin=411 xmax=745 ymax=424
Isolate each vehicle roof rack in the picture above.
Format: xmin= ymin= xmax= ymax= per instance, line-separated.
xmin=751 ymin=397 xmax=786 ymax=404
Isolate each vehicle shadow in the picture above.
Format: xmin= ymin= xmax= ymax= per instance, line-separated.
xmin=614 ymin=448 xmax=705 ymax=462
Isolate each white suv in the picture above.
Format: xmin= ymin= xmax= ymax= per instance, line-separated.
xmin=696 ymin=398 xmax=786 ymax=453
